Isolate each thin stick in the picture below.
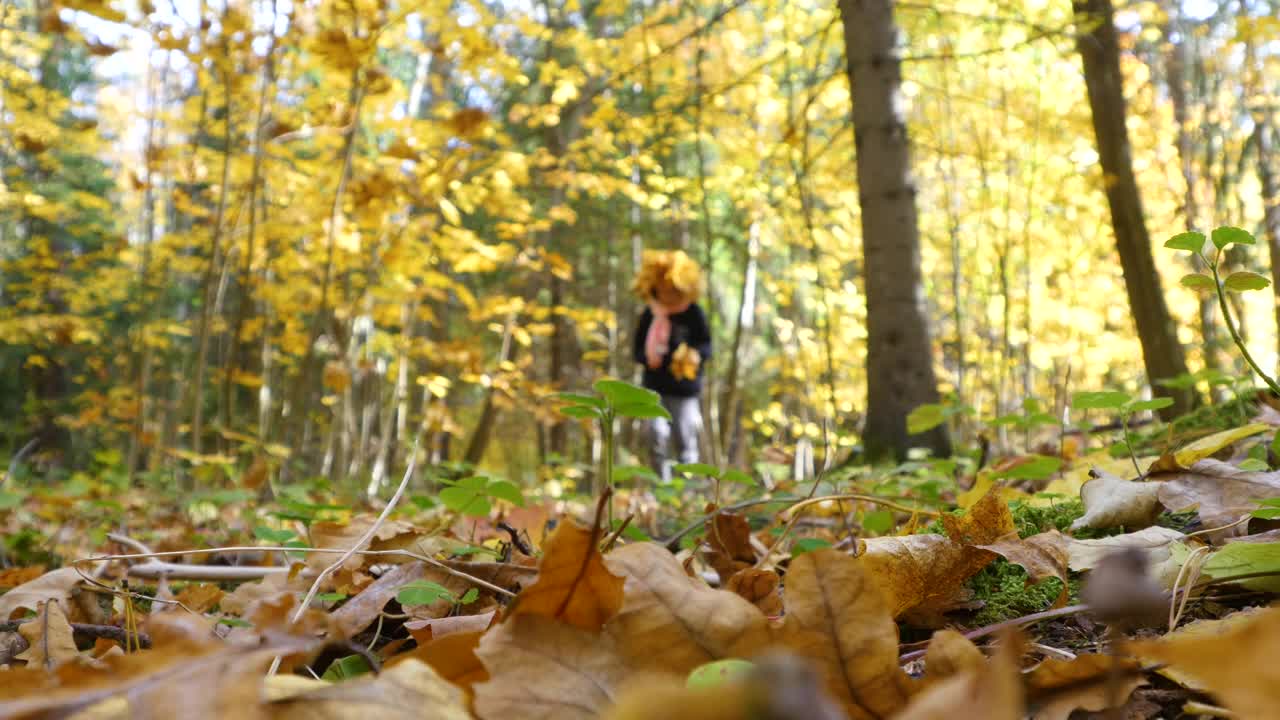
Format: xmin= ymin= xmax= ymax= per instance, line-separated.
xmin=898 ymin=603 xmax=1090 ymax=663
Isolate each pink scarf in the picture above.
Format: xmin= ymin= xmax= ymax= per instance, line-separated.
xmin=644 ymin=301 xmax=691 ymax=369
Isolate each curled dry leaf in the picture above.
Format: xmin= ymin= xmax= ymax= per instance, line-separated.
xmin=306 ymin=516 xmax=441 ymax=574
xmin=15 ymin=599 xmax=79 ymax=668
xmin=1065 ymin=526 xmax=1184 ymax=572
xmin=977 ymin=530 xmax=1070 ymax=607
xmin=1025 ymin=653 xmax=1146 ymax=720
xmin=604 ymin=542 xmax=774 ymax=674
xmin=923 ymin=629 xmax=985 ymax=680
xmin=1069 ymin=469 xmax=1161 ymax=532
xmin=1147 ymin=423 xmax=1271 ymax=473
xmin=387 ymin=629 xmax=489 ymax=707
xmin=405 ymin=611 xmax=496 ymax=645
xmin=0 ymin=566 xmax=85 ymax=621
xmin=1128 ymin=605 xmax=1280 ymax=719
xmin=509 ymin=519 xmax=624 ymax=631
xmin=941 ymin=487 xmax=1017 ymax=546
xmin=331 ymin=561 xmax=473 ymax=637
xmin=267 ymin=658 xmax=470 ymax=720
xmin=724 ymin=567 xmax=782 ymax=616
xmin=893 ymin=631 xmax=1023 ymax=720
xmin=473 ymin=613 xmax=630 ymax=720
xmin=1156 ymin=459 xmax=1280 ymax=540
xmin=857 ymin=534 xmax=985 ymax=620
xmin=704 ymin=512 xmax=755 ymax=582
xmin=778 ymin=549 xmax=915 ymax=719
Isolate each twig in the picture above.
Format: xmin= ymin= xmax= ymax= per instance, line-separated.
xmin=601 ymin=514 xmax=633 ymax=552
xmin=3 ymin=437 xmax=39 ymax=488
xmin=0 ymin=619 xmax=152 ymax=650
xmin=497 ymin=522 xmax=534 ymax=557
xmin=898 ymin=603 xmax=1090 ymax=663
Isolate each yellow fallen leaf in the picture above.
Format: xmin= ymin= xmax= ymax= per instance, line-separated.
xmin=1025 ymin=653 xmax=1146 ymax=720
xmin=266 ymin=658 xmax=470 ymax=719
xmin=894 ymin=631 xmax=1023 ymax=719
xmin=16 ymin=599 xmax=79 ymax=668
xmin=508 ymin=519 xmax=624 ymax=631
xmin=922 ymin=629 xmax=984 ymax=680
xmin=1148 ymin=423 xmax=1271 ymax=473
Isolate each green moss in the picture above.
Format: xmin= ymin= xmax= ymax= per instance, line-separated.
xmin=968 ymin=560 xmax=1081 ymax=626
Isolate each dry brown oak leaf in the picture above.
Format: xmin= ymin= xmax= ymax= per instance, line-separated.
xmin=15 ymin=599 xmax=79 ymax=668
xmin=507 ymin=518 xmax=624 ymax=631
xmin=1024 ymin=653 xmax=1146 ymax=720
xmin=921 ymin=629 xmax=986 ymax=680
xmin=386 ymin=629 xmax=489 ymax=709
xmin=724 ymin=567 xmax=783 ymax=616
xmin=1128 ymin=604 xmax=1280 ymax=720
xmin=704 ymin=511 xmax=756 ymax=583
xmin=1156 ymin=459 xmax=1280 ymax=541
xmin=893 ymin=631 xmax=1023 ymax=720
xmin=473 ymin=613 xmax=631 ymax=720
xmin=266 ymin=658 xmax=471 ymax=720
xmin=603 ymin=541 xmax=775 ymax=674
xmin=859 ymin=487 xmax=1014 ymax=619
xmin=0 ymin=567 xmax=84 ymax=621
xmin=976 ymin=530 xmax=1070 ymax=607
xmin=777 ymin=548 xmax=916 ymax=720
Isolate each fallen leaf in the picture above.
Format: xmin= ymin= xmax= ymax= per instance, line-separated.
xmin=331 ymin=562 xmax=469 ymax=636
xmin=604 ymin=542 xmax=774 ymax=674
xmin=724 ymin=568 xmax=782 ymax=616
xmin=857 ymin=534 xmax=985 ymax=619
xmin=923 ymin=629 xmax=985 ymax=679
xmin=0 ymin=567 xmax=84 ymax=620
xmin=267 ymin=658 xmax=470 ymax=719
xmin=1026 ymin=653 xmax=1146 ymax=720
xmin=1065 ymin=526 xmax=1185 ymax=571
xmin=1070 ymin=469 xmax=1161 ymax=531
xmin=1169 ymin=539 xmax=1280 ymax=592
xmin=704 ymin=512 xmax=755 ymax=582
xmin=508 ymin=519 xmax=624 ymax=631
xmin=405 ymin=611 xmax=496 ymax=645
xmin=941 ymin=487 xmax=1017 ymax=545
xmin=894 ymin=631 xmax=1023 ymax=720
xmin=1156 ymin=459 xmax=1280 ymax=539
xmin=0 ymin=565 xmax=47 ymax=589
xmin=778 ymin=549 xmax=915 ymax=719
xmin=977 ymin=530 xmax=1070 ymax=606
xmin=1128 ymin=605 xmax=1280 ymax=719
xmin=386 ymin=630 xmax=488 ymax=703
xmin=473 ymin=613 xmax=630 ymax=720
xmin=173 ymin=583 xmax=225 ymax=614
xmin=16 ymin=599 xmax=79 ymax=668
xmin=307 ymin=516 xmax=441 ymax=574
xmin=1148 ymin=423 xmax=1270 ymax=473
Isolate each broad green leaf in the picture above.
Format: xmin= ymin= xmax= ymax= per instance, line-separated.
xmin=613 ymin=465 xmax=659 ymax=484
xmin=486 ymin=480 xmax=525 ymax=506
xmin=0 ymin=491 xmax=24 ymax=510
xmin=1165 ymin=231 xmax=1206 ymax=252
xmin=253 ymin=526 xmax=297 ymax=544
xmin=1127 ymin=397 xmax=1174 ymax=413
xmin=861 ymin=509 xmax=894 ymax=534
xmin=439 ymin=486 xmax=490 ymax=517
xmin=1211 ymin=226 xmax=1255 ymax=250
xmin=791 ymin=537 xmax=832 ymax=556
xmin=322 ymin=654 xmax=372 ymax=681
xmin=1223 ymin=271 xmax=1271 ymax=292
xmin=396 ymin=580 xmax=456 ymax=607
xmin=1239 ymin=458 xmax=1270 ymax=472
xmin=1271 ymin=431 xmax=1280 ymax=460
xmin=459 ymin=588 xmax=480 ymax=604
xmin=317 ymin=592 xmax=348 ymax=603
xmin=593 ymin=379 xmax=660 ymax=408
xmin=906 ymin=403 xmax=946 ymax=434
xmin=554 ymin=392 xmax=605 ymax=409
xmin=993 ymin=455 xmax=1062 ymax=480
xmin=673 ymin=462 xmax=721 ymax=478
xmin=614 ymin=402 xmax=671 ymax=420
xmin=686 ymin=659 xmax=755 ymax=689
xmin=1072 ymin=391 xmax=1131 ymax=411
xmin=1180 ymin=273 xmax=1216 ymax=290
xmin=559 ymin=405 xmax=601 ymax=419
xmin=721 ymin=468 xmax=754 ymax=486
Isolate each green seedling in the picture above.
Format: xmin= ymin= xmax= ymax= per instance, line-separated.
xmin=1072 ymin=390 xmax=1173 ymax=479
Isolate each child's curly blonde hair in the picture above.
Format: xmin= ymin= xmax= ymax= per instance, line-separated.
xmin=632 ymin=249 xmax=702 ymax=301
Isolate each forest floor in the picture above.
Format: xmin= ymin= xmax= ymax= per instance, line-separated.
xmin=3 ymin=390 xmax=1280 ymax=718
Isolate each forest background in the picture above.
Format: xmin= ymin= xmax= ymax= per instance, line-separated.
xmin=3 ymin=0 xmax=1280 ymax=499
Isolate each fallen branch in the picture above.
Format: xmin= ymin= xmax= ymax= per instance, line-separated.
xmin=0 ymin=619 xmax=151 ymax=649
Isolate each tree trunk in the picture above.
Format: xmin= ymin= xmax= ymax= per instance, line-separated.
xmin=838 ymin=0 xmax=951 ymax=460
xmin=1258 ymin=123 xmax=1280 ymax=372
xmin=1074 ymin=0 xmax=1193 ymax=416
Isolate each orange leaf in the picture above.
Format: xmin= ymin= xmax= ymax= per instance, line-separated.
xmin=509 ymin=519 xmax=624 ymax=631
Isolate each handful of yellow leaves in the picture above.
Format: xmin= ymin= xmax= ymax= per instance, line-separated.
xmin=670 ymin=343 xmax=701 ymax=381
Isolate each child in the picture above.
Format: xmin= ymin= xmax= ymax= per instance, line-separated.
xmin=632 ymin=250 xmax=711 ymax=482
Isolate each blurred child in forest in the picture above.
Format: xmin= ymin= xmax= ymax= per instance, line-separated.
xmin=632 ymin=250 xmax=712 ymax=482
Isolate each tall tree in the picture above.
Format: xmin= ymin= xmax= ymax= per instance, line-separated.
xmin=1074 ymin=0 xmax=1194 ymax=415
xmin=838 ymin=0 xmax=951 ymax=459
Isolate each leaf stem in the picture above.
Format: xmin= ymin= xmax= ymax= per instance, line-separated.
xmin=1210 ymin=254 xmax=1280 ymax=396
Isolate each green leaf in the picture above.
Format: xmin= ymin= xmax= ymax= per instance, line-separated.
xmin=1239 ymin=458 xmax=1270 ymax=472
xmin=906 ymin=403 xmax=946 ymax=434
xmin=322 ymin=654 xmax=372 ymax=681
xmin=621 ymin=524 xmax=651 ymax=541
xmin=1126 ymin=397 xmax=1174 ymax=413
xmin=1224 ymin=271 xmax=1271 ymax=292
xmin=486 ymin=480 xmax=525 ymax=506
xmin=614 ymin=402 xmax=672 ymax=420
xmin=396 ymin=580 xmax=456 ymax=607
xmin=686 ymin=659 xmax=755 ymax=689
xmin=0 ymin=491 xmax=25 ymax=510
xmin=1251 ymin=508 xmax=1280 ymax=519
xmin=613 ymin=465 xmax=659 ymax=484
xmin=459 ymin=588 xmax=480 ymax=604
xmin=1180 ymin=273 xmax=1216 ymax=290
xmin=215 ymin=616 xmax=252 ymax=628
xmin=1270 ymin=432 xmax=1280 ymax=460
xmin=559 ymin=405 xmax=602 ymax=419
xmin=673 ymin=462 xmax=721 ymax=478
xmin=554 ymin=392 xmax=605 ymax=409
xmin=1165 ymin=231 xmax=1206 ymax=252
xmin=792 ymin=538 xmax=832 ymax=556
xmin=593 ymin=379 xmax=661 ymax=408
xmin=1212 ymin=226 xmax=1255 ymax=250
xmin=861 ymin=509 xmax=894 ymax=534
xmin=317 ymin=592 xmax=348 ymax=604
xmin=1071 ymin=391 xmax=1131 ymax=411
xmin=721 ymin=468 xmax=754 ymax=486
xmin=439 ymin=486 xmax=490 ymax=517
xmin=993 ymin=455 xmax=1062 ymax=481
xmin=253 ymin=526 xmax=297 ymax=544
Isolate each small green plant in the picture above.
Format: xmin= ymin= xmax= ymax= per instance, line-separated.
xmin=438 ymin=476 xmax=524 ymax=517
xmin=673 ymin=462 xmax=754 ymax=506
xmin=557 ymin=379 xmax=671 ymax=523
xmin=1072 ymin=390 xmax=1172 ymax=478
xmin=1166 ymin=227 xmax=1280 ymax=396
xmin=396 ymin=580 xmax=479 ymax=608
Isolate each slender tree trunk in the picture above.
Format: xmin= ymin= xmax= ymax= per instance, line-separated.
xmin=838 ymin=0 xmax=950 ymax=459
xmin=1074 ymin=0 xmax=1193 ymax=416
xmin=719 ymin=222 xmax=757 ymax=464
xmin=1258 ymin=123 xmax=1280 ymax=371
xmin=463 ymin=311 xmax=517 ymax=465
